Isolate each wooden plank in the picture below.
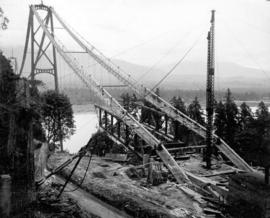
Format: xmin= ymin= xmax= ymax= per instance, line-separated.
xmin=144 ymin=124 xmax=174 ymax=141
xmin=102 ymin=128 xmax=142 ymax=159
xmin=186 ymin=171 xmax=228 ymax=198
xmin=204 ymin=169 xmax=241 ymax=177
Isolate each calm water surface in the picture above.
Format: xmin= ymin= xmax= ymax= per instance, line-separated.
xmin=64 ymin=112 xmax=98 ymax=153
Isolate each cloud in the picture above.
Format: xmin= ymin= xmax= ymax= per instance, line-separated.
xmin=0 ymin=0 xmax=269 ymax=71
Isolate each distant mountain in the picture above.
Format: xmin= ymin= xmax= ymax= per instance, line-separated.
xmin=2 ymin=46 xmax=269 ymax=92
xmin=112 ymin=59 xmax=269 ymax=92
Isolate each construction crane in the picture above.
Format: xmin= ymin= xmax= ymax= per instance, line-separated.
xmin=205 ymin=10 xmax=215 ymax=169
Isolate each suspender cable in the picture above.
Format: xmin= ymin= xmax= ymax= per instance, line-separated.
xmin=150 ymin=37 xmax=201 ymax=92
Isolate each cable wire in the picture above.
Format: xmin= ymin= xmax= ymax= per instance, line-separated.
xmin=220 ymin=17 xmax=270 ymax=82
xmin=136 ymin=30 xmax=194 ymax=83
xmin=150 ymin=34 xmax=203 ymax=92
xmin=63 ymin=152 xmax=93 ymax=193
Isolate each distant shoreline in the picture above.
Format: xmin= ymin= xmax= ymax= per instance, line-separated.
xmin=234 ymin=100 xmax=270 ymax=107
xmin=72 ymin=100 xmax=270 ymax=112
xmin=72 ymin=104 xmax=96 ymax=114
xmin=72 ymin=100 xmax=270 ymax=114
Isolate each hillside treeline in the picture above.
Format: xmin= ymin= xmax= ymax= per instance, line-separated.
xmin=120 ymin=88 xmax=270 ymax=168
xmin=63 ymin=87 xmax=270 ymax=106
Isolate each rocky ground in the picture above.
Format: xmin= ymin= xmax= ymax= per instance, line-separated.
xmin=48 ymin=152 xmax=230 ymax=218
xmin=10 ymin=182 xmax=99 ymax=218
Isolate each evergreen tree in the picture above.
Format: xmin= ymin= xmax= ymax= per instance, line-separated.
xmin=155 ymin=87 xmax=162 ymax=103
xmin=224 ymin=89 xmax=239 ymax=148
xmin=140 ymin=99 xmax=151 ymax=123
xmin=238 ymin=102 xmax=253 ymax=130
xmin=214 ymin=101 xmax=226 ymax=137
xmin=256 ymin=101 xmax=269 ymax=120
xmin=187 ymin=96 xmax=205 ymax=125
xmin=120 ymin=92 xmax=130 ymax=111
xmin=236 ymin=101 xmax=270 ymax=170
xmin=155 ymin=88 xmax=160 ymax=97
xmin=170 ymin=96 xmax=177 ymax=105
xmin=0 ymin=52 xmax=17 ymax=173
xmin=170 ymin=96 xmax=189 ymax=141
xmin=130 ymin=93 xmax=137 ymax=110
xmin=0 ymin=53 xmax=44 ymax=202
xmin=41 ymin=90 xmax=75 ymax=151
xmin=254 ymin=101 xmax=270 ymax=152
xmin=170 ymin=96 xmax=187 ymax=114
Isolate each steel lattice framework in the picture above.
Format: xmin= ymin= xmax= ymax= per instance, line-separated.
xmin=20 ymin=4 xmax=59 ymax=92
xmin=23 ymin=4 xmax=253 ymax=182
xmin=205 ymin=10 xmax=215 ymax=169
xmin=52 ymin=7 xmax=252 ymax=172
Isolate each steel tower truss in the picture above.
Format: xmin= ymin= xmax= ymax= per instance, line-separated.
xmin=20 ymin=4 xmax=59 ymax=92
xmin=205 ymin=10 xmax=215 ymax=168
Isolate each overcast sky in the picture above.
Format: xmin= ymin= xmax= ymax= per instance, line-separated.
xmin=1 ymin=0 xmax=270 ymax=71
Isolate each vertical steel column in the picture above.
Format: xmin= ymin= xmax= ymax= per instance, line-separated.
xmin=165 ymin=115 xmax=168 ymax=135
xmin=20 ymin=5 xmax=59 ymax=92
xmin=117 ymin=120 xmax=121 ymax=139
xmin=19 ymin=8 xmax=31 ymax=76
xmin=134 ymin=134 xmax=138 ymax=148
xmin=30 ymin=9 xmax=35 ymax=83
xmin=33 ymin=14 xmax=50 ymax=69
xmin=104 ymin=111 xmax=108 ymax=130
xmin=99 ymin=108 xmax=102 ymax=127
xmin=125 ymin=125 xmax=129 ymax=146
xmin=205 ymin=10 xmax=215 ymax=169
xmin=49 ymin=8 xmax=59 ymax=92
xmin=110 ymin=115 xmax=114 ymax=134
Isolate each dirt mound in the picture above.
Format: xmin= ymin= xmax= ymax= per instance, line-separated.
xmin=48 ymin=153 xmax=206 ymax=218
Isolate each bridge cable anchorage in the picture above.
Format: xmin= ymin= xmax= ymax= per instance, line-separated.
xmin=31 ymin=5 xmax=191 ymax=184
xmin=48 ymin=6 xmax=253 ymax=172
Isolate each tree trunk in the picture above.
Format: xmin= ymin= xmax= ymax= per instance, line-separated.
xmin=60 ymin=136 xmax=63 ymax=152
xmin=27 ymin=119 xmax=36 ymax=202
xmin=7 ymin=114 xmax=16 ymax=173
xmin=265 ymin=166 xmax=269 ymax=185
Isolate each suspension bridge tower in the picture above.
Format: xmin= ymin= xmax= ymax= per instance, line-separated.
xmin=19 ymin=3 xmax=59 ymax=92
